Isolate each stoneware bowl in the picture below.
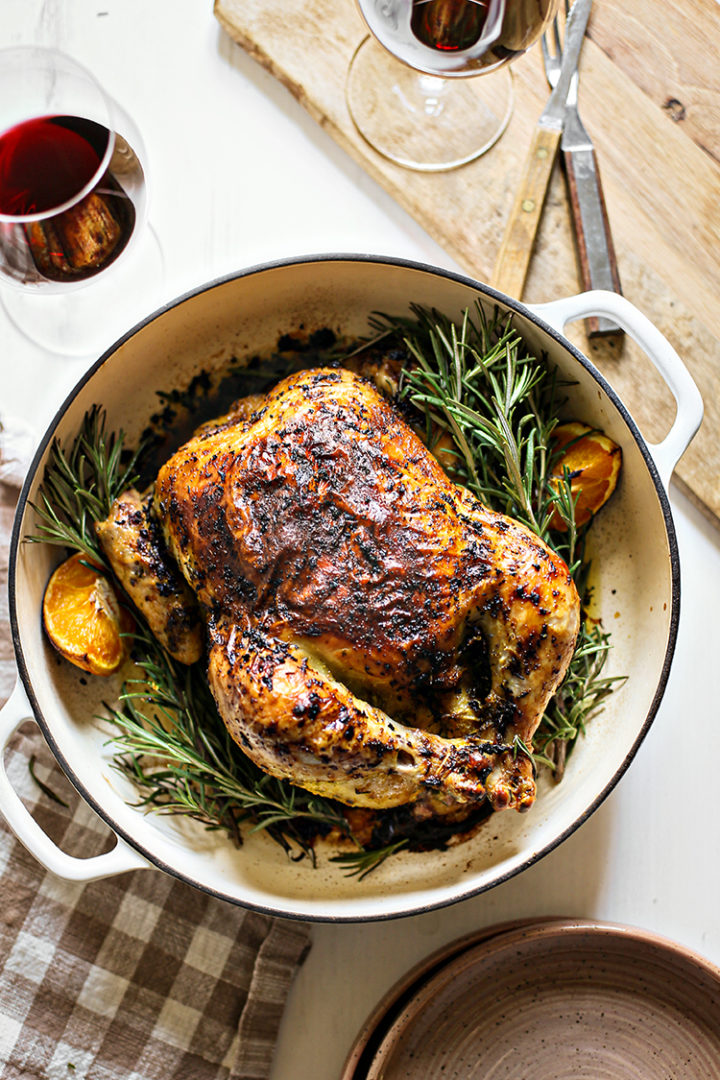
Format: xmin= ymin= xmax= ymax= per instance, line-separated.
xmin=346 ymin=919 xmax=720 ymax=1077
xmin=0 ymin=255 xmax=703 ymax=921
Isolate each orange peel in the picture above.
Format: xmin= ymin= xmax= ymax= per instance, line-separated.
xmin=42 ymin=553 xmax=131 ymax=676
xmin=549 ymin=421 xmax=622 ymax=530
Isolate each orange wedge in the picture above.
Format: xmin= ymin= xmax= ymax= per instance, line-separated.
xmin=43 ymin=553 xmax=131 ymax=676
xmin=549 ymin=422 xmax=622 ymax=530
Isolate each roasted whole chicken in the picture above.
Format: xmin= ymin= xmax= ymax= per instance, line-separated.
xmin=98 ymin=367 xmax=580 ymax=820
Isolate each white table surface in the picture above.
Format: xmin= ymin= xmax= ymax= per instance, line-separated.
xmin=2 ymin=4 xmax=719 ymax=1078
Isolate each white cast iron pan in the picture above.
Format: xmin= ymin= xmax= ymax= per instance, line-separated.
xmin=0 ymin=256 xmax=703 ymax=922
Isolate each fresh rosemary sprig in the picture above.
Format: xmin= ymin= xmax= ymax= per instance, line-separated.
xmin=373 ymin=303 xmax=572 ymax=542
xmin=26 ymin=405 xmax=148 ymax=567
xmin=28 ymin=754 xmax=70 ymax=807
xmin=537 ymin=622 xmax=622 ymax=781
xmin=329 ymin=839 xmax=410 ymax=881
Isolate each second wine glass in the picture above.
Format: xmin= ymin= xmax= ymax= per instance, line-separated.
xmin=347 ymin=0 xmax=558 ymax=171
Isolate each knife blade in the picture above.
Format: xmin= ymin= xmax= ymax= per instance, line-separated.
xmin=560 ymin=79 xmax=623 ymax=336
xmin=492 ymin=0 xmax=593 ymax=299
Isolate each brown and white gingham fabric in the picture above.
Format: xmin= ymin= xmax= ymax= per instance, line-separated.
xmin=0 ymin=476 xmax=311 ymax=1080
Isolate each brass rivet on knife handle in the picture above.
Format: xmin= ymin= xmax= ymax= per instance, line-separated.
xmin=492 ymin=125 xmax=562 ymax=299
xmin=563 ymin=145 xmax=623 ymax=338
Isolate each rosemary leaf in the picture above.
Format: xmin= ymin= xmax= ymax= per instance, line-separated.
xmin=28 ymin=755 xmax=69 ymax=807
xmin=26 ymin=405 xmax=150 ymax=566
xmin=330 ymin=839 xmax=410 ymax=880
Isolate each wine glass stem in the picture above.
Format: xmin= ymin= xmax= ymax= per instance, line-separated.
xmin=415 ymin=75 xmax=449 ymax=117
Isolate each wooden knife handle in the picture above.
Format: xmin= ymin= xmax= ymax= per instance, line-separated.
xmin=492 ymin=125 xmax=562 ymax=299
xmin=563 ymin=144 xmax=623 ymax=337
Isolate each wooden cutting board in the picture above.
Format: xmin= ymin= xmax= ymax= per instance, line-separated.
xmin=215 ymin=0 xmax=720 ymax=528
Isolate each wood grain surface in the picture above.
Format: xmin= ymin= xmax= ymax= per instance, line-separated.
xmin=214 ymin=0 xmax=720 ymax=527
xmin=493 ymin=124 xmax=562 ymax=299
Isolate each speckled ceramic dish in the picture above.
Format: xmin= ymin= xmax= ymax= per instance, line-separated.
xmin=0 ymin=255 xmax=703 ymax=921
xmin=340 ymin=917 xmax=556 ymax=1077
xmin=357 ymin=920 xmax=720 ymax=1079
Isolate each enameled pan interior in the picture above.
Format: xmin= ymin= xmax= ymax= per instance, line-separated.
xmin=10 ymin=257 xmax=678 ymax=921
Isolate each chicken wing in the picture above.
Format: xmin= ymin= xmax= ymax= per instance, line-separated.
xmin=95 ymin=488 xmax=203 ymax=665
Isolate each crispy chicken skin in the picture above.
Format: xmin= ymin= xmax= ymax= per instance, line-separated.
xmin=208 ymin=618 xmax=534 ymax=815
xmin=95 ymin=488 xmax=204 ymax=665
xmin=93 ymin=397 xmax=265 ymax=666
xmin=152 ymin=367 xmax=580 ymax=816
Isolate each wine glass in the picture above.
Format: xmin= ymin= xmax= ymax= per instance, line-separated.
xmin=347 ymin=0 xmax=558 ymax=171
xmin=0 ymin=46 xmax=163 ymax=356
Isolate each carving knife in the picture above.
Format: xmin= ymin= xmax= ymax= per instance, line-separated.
xmin=492 ymin=0 xmax=593 ymax=300
xmin=558 ymin=62 xmax=623 ymax=336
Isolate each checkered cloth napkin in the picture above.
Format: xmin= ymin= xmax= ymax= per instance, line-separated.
xmin=0 ymin=448 xmax=311 ymax=1080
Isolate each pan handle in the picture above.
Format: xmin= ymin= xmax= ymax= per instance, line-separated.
xmin=0 ymin=678 xmax=149 ymax=882
xmin=527 ymin=290 xmax=703 ymax=489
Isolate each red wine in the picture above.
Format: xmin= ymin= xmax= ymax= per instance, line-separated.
xmin=0 ymin=114 xmax=138 ymax=285
xmin=411 ymin=0 xmax=489 ymax=51
xmin=0 ymin=114 xmax=111 ymax=217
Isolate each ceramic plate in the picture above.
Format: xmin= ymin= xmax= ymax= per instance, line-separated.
xmin=340 ymin=918 xmax=563 ymax=1078
xmin=347 ymin=920 xmax=720 ymax=1079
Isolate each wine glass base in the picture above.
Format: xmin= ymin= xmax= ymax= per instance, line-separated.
xmin=346 ymin=36 xmax=513 ymax=172
xmin=0 ymin=224 xmax=166 ymax=358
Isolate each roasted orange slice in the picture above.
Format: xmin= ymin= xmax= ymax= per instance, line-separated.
xmin=549 ymin=422 xmax=622 ymax=530
xmin=42 ymin=553 xmax=131 ymax=676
